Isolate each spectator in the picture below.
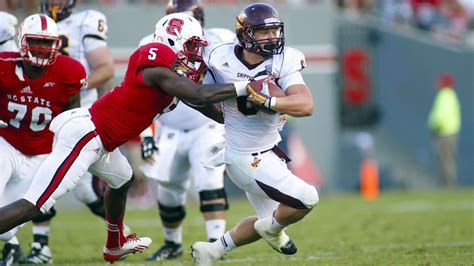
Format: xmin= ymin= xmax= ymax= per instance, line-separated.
xmin=428 ymin=73 xmax=461 ymax=187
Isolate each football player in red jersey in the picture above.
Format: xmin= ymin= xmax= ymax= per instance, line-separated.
xmin=0 ymin=12 xmax=254 ymax=263
xmin=0 ymin=14 xmax=85 ymax=265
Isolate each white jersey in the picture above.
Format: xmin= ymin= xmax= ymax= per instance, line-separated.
xmin=57 ymin=10 xmax=109 ymax=107
xmin=0 ymin=11 xmax=18 ymax=52
xmin=138 ymin=27 xmax=236 ymax=130
xmin=204 ymin=43 xmax=306 ymax=153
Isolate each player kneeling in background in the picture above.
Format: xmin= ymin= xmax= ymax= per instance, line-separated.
xmin=191 ymin=3 xmax=319 ymax=265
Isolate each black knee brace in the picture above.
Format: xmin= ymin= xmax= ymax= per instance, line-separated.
xmin=199 ymin=188 xmax=229 ymax=213
xmin=158 ymin=203 xmax=186 ymax=223
xmin=32 ymin=207 xmax=57 ymax=223
xmin=86 ymin=198 xmax=105 ymax=219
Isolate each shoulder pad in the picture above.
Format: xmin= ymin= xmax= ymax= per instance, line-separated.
xmin=80 ymin=10 xmax=108 ymax=40
xmin=204 ymin=43 xmax=234 ymax=69
xmin=271 ymin=47 xmax=306 ymax=79
xmin=0 ymin=11 xmax=17 ymax=43
xmin=136 ymin=42 xmax=177 ymax=69
xmin=55 ymin=55 xmax=87 ymax=93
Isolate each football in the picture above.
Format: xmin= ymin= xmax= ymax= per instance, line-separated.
xmin=247 ymin=78 xmax=286 ymax=97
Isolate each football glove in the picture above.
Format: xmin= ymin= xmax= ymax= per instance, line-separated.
xmin=246 ymin=81 xmax=274 ymax=109
xmin=140 ymin=136 xmax=158 ymax=160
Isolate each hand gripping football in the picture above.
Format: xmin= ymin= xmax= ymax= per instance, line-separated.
xmin=247 ymin=78 xmax=286 ymax=98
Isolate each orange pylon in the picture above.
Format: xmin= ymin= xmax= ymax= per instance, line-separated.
xmin=360 ymin=158 xmax=379 ymax=201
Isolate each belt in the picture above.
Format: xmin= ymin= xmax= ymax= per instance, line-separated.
xmin=251 ymin=147 xmax=274 ymax=156
xmin=251 ymin=145 xmax=292 ymax=163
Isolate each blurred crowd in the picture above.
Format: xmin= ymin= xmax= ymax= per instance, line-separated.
xmin=335 ymin=0 xmax=474 ymax=42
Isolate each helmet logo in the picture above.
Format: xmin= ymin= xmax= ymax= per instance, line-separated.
xmin=166 ymin=18 xmax=184 ymax=37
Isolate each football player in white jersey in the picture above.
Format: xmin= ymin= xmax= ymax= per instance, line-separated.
xmin=190 ymin=3 xmax=319 ymax=265
xmin=138 ymin=0 xmax=236 ymax=261
xmin=0 ymin=11 xmax=18 ymax=53
xmin=19 ymin=1 xmax=115 ymax=264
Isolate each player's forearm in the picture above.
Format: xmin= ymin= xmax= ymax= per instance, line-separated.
xmin=85 ymin=64 xmax=114 ymax=89
xmin=193 ymin=83 xmax=238 ymax=105
xmin=273 ymin=94 xmax=313 ymax=117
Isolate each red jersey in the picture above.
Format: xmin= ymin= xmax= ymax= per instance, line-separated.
xmin=0 ymin=52 xmax=86 ymax=155
xmin=90 ymin=42 xmax=178 ymax=151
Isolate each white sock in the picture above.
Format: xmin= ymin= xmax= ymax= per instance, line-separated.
xmin=163 ymin=225 xmax=182 ymax=244
xmin=216 ymin=231 xmax=236 ymax=253
xmin=270 ymin=215 xmax=286 ymax=232
xmin=205 ymin=219 xmax=226 ymax=241
xmin=7 ymin=237 xmax=19 ymax=245
xmin=32 ymin=225 xmax=50 ymax=236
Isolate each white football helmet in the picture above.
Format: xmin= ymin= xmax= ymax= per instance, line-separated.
xmin=153 ymin=13 xmax=207 ymax=82
xmin=18 ymin=14 xmax=61 ymax=67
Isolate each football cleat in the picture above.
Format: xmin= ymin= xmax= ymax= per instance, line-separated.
xmin=190 ymin=241 xmax=223 ymax=266
xmin=1 ymin=243 xmax=24 ymax=266
xmin=19 ymin=242 xmax=52 ymax=264
xmin=145 ymin=240 xmax=182 ymax=261
xmin=103 ymin=234 xmax=151 ymax=263
xmin=254 ymin=218 xmax=297 ymax=255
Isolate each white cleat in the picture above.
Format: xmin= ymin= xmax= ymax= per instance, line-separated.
xmin=103 ymin=234 xmax=152 ymax=263
xmin=190 ymin=241 xmax=222 ymax=266
xmin=254 ymin=218 xmax=297 ymax=255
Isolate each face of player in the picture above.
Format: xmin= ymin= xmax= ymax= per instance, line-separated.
xmin=253 ymin=26 xmax=282 ymax=48
xmin=27 ymin=38 xmax=56 ymax=59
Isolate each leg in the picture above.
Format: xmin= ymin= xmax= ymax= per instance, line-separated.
xmin=189 ymin=125 xmax=228 ymax=242
xmin=146 ymin=180 xmax=187 ymax=261
xmin=0 ymin=200 xmax=41 ymax=234
xmin=89 ymin=148 xmax=152 ymax=262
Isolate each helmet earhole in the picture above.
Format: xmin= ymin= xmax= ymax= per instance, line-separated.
xmin=168 ymin=38 xmax=175 ymax=46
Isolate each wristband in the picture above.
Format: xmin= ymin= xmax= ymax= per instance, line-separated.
xmin=233 ymin=81 xmax=248 ymax=97
xmin=265 ymin=97 xmax=277 ymax=110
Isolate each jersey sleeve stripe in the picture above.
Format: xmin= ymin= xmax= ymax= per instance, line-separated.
xmin=82 ymin=34 xmax=106 ymax=41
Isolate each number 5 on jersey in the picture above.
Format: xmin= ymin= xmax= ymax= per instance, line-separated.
xmin=148 ymin=48 xmax=158 ymax=60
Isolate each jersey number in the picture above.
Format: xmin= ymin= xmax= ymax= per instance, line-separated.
xmin=237 ymin=96 xmax=259 ymax=116
xmin=8 ymin=102 xmax=52 ymax=132
xmin=148 ymin=47 xmax=158 ymax=60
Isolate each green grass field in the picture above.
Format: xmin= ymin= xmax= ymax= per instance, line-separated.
xmin=15 ymin=188 xmax=474 ymax=265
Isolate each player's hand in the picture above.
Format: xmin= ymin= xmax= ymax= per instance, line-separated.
xmin=246 ymin=81 xmax=272 ymax=109
xmin=140 ymin=136 xmax=158 ymax=161
xmin=0 ymin=120 xmax=7 ymax=128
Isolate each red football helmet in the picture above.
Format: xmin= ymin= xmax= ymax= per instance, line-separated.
xmin=18 ymin=14 xmax=61 ymax=67
xmin=166 ymin=0 xmax=205 ymax=26
xmin=235 ymin=3 xmax=285 ymax=58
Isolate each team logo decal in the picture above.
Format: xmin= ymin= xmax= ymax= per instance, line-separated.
xmin=166 ymin=18 xmax=184 ymax=36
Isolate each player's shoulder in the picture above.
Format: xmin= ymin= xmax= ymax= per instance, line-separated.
xmin=74 ymin=9 xmax=107 ymax=22
xmin=54 ymin=55 xmax=86 ymax=78
xmin=205 ymin=42 xmax=235 ymax=67
xmin=72 ymin=10 xmax=108 ymax=39
xmin=132 ymin=41 xmax=177 ymax=68
xmin=272 ymin=46 xmax=306 ymax=78
xmin=0 ymin=51 xmax=21 ymax=60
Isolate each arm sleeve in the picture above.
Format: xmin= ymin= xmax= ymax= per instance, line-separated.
xmin=63 ymin=59 xmax=87 ymax=95
xmin=81 ymin=10 xmax=108 ymax=53
xmin=277 ymin=71 xmax=306 ymax=92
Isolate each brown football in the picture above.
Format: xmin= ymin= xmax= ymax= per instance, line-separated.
xmin=247 ymin=78 xmax=286 ymax=97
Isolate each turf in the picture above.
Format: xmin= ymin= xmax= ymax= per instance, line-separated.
xmin=15 ymin=188 xmax=474 ymax=265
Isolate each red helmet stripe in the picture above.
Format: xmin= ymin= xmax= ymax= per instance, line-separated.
xmin=40 ymin=15 xmax=47 ymax=31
